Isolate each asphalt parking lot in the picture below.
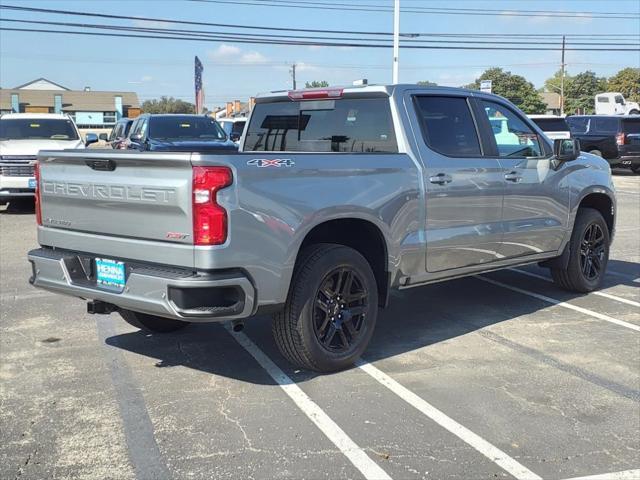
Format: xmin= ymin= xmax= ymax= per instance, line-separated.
xmin=1 ymin=171 xmax=639 ymax=480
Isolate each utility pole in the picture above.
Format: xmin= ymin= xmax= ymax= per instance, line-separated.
xmin=560 ymin=35 xmax=566 ymax=116
xmin=392 ymin=0 xmax=400 ymax=84
xmin=290 ymin=62 xmax=297 ymax=90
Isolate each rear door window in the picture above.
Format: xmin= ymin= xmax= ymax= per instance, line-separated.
xmin=413 ymin=96 xmax=481 ymax=156
xmin=245 ymin=98 xmax=398 ymax=153
xmin=593 ymin=117 xmax=620 ymax=134
xmin=566 ymin=117 xmax=589 ymax=134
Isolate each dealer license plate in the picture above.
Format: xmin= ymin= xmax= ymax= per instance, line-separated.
xmin=95 ymin=258 xmax=125 ymax=289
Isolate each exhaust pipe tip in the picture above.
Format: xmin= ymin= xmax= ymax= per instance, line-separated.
xmin=231 ymin=320 xmax=244 ymax=333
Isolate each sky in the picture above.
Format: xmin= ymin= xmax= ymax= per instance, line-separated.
xmin=0 ymin=0 xmax=639 ymax=110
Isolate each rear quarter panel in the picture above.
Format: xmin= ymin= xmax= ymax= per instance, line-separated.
xmin=192 ymin=152 xmax=422 ymax=307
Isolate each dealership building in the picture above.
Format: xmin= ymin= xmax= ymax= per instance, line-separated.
xmin=0 ymin=78 xmax=140 ymax=134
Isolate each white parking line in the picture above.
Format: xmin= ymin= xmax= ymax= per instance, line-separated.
xmin=509 ymin=268 xmax=640 ymax=308
xmin=561 ymin=469 xmax=640 ymax=480
xmin=476 ymin=276 xmax=640 ymax=332
xmin=228 ymin=327 xmax=392 ymax=480
xmin=357 ymin=361 xmax=542 ymax=480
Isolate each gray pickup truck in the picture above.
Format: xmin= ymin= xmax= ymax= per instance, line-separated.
xmin=28 ymin=85 xmax=616 ymax=372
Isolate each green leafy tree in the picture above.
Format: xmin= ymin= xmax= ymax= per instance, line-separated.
xmin=607 ymin=68 xmax=640 ymax=102
xmin=417 ymin=80 xmax=438 ymax=86
xmin=564 ymin=71 xmax=607 ymax=114
xmin=141 ymin=96 xmax=195 ymax=114
xmin=305 ymin=80 xmax=330 ymax=88
xmin=466 ymin=68 xmax=546 ymax=114
xmin=543 ymin=69 xmax=573 ymax=96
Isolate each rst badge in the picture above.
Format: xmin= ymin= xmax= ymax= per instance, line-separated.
xmin=247 ymin=158 xmax=295 ymax=168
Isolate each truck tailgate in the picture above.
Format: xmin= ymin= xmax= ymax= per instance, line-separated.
xmin=38 ymin=150 xmax=194 ymax=249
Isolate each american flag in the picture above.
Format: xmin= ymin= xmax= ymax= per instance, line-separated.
xmin=195 ymin=56 xmax=204 ymax=113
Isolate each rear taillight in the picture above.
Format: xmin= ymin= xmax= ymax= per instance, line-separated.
xmin=616 ymin=132 xmax=626 ymax=146
xmin=192 ymin=166 xmax=232 ymax=245
xmin=34 ymin=161 xmax=42 ymax=226
xmin=288 ymin=88 xmax=344 ymax=101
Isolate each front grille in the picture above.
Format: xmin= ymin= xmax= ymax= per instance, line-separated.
xmin=0 ymin=164 xmax=35 ymax=177
xmin=0 ymin=157 xmax=37 ymax=177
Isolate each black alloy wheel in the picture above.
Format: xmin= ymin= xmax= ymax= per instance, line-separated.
xmin=313 ymin=267 xmax=368 ymax=353
xmin=579 ymin=223 xmax=606 ymax=281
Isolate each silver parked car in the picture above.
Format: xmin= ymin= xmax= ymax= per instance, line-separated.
xmin=28 ymin=84 xmax=615 ymax=372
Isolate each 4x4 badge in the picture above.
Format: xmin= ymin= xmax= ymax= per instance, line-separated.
xmin=247 ymin=158 xmax=295 ymax=168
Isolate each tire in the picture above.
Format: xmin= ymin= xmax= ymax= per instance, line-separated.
xmin=272 ymin=244 xmax=379 ymax=372
xmin=551 ymin=208 xmax=610 ymax=293
xmin=629 ymin=110 xmax=639 ymax=115
xmin=119 ymin=309 xmax=190 ymax=333
xmin=589 ymin=149 xmax=603 ymax=157
xmin=631 ymin=165 xmax=640 ymax=174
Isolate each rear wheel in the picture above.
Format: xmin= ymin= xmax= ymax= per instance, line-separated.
xmin=551 ymin=208 xmax=609 ymax=293
xmin=119 ymin=309 xmax=190 ymax=333
xmin=631 ymin=165 xmax=640 ymax=174
xmin=272 ymin=244 xmax=378 ymax=372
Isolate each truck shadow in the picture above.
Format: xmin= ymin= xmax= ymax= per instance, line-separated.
xmin=104 ymin=260 xmax=638 ymax=386
xmin=0 ymin=199 xmax=35 ymax=215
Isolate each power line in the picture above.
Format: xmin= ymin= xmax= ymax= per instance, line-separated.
xmin=1 ymin=52 xmax=624 ymax=70
xmin=190 ymin=0 xmax=640 ymax=19
xmin=0 ymin=4 xmax=636 ymax=39
xmin=3 ymin=18 xmax=636 ymax=47
xmin=3 ymin=26 xmax=638 ymax=51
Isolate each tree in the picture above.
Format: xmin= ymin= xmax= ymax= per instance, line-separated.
xmin=564 ymin=71 xmax=607 ymax=114
xmin=543 ymin=69 xmax=573 ymax=97
xmin=607 ymin=68 xmax=640 ymax=102
xmin=417 ymin=80 xmax=438 ymax=86
xmin=305 ymin=80 xmax=329 ymax=88
xmin=466 ymin=68 xmax=546 ymax=114
xmin=141 ymin=96 xmax=195 ymax=114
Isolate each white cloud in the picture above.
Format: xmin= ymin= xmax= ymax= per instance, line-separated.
xmin=240 ymin=51 xmax=268 ymax=64
xmin=127 ymin=75 xmax=153 ymax=85
xmin=209 ymin=44 xmax=241 ymax=58
xmin=295 ymin=62 xmax=320 ymax=72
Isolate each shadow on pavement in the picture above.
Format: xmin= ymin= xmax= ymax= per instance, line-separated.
xmin=104 ymin=259 xmax=639 ymax=386
xmin=0 ymin=198 xmax=35 ymax=215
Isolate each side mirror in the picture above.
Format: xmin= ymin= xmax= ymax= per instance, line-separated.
xmin=129 ymin=133 xmax=143 ymax=143
xmin=98 ymin=133 xmax=108 ymax=141
xmin=230 ymin=132 xmax=241 ymax=142
xmin=85 ymin=132 xmax=99 ymax=146
xmin=554 ymin=138 xmax=580 ymax=162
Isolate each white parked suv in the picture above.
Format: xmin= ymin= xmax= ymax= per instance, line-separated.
xmin=0 ymin=113 xmax=96 ymax=203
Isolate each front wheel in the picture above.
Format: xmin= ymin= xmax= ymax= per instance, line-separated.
xmin=272 ymin=244 xmax=379 ymax=372
xmin=551 ymin=208 xmax=610 ymax=293
xmin=629 ymin=110 xmax=639 ymax=115
xmin=631 ymin=165 xmax=640 ymax=174
xmin=119 ymin=309 xmax=190 ymax=333
xmin=589 ymin=149 xmax=603 ymax=157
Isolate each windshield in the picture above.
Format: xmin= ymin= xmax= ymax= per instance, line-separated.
xmin=531 ymin=118 xmax=570 ymax=132
xmin=0 ymin=118 xmax=79 ymax=141
xmin=149 ymin=116 xmax=226 ymax=141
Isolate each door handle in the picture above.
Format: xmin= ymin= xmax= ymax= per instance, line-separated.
xmin=504 ymin=171 xmax=522 ymax=183
xmin=429 ymin=173 xmax=453 ymax=185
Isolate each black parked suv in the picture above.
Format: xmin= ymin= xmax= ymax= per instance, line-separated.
xmin=566 ymin=115 xmax=640 ymax=173
xmin=125 ymin=114 xmax=237 ymax=152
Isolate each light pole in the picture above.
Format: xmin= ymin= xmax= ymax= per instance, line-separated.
xmin=392 ymin=0 xmax=400 ymax=84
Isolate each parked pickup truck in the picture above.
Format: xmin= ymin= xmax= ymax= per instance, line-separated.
xmin=28 ymin=85 xmax=616 ymax=372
